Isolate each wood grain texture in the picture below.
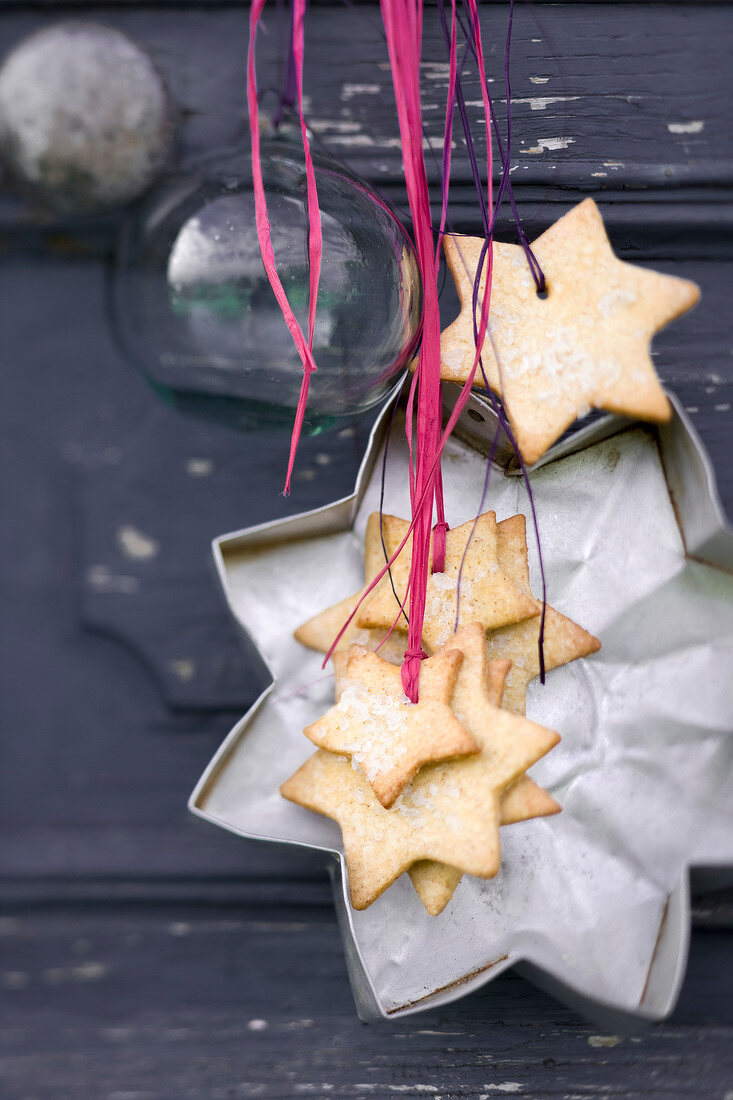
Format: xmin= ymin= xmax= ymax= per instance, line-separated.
xmin=0 ymin=4 xmax=732 ymax=249
xmin=0 ymin=256 xmax=376 ymax=886
xmin=0 ymin=908 xmax=731 ymax=1099
xmin=1 ymin=1 xmax=731 ymax=1089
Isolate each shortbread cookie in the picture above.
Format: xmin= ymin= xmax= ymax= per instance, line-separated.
xmin=281 ymin=746 xmax=495 ymax=910
xmin=295 ymin=512 xmax=599 ymax=715
xmin=354 ymin=513 xmax=600 ymax=715
xmin=357 ymin=511 xmax=539 ymax=648
xmin=332 ymin=646 xmax=560 ymax=830
xmin=406 ymin=623 xmax=560 ymax=914
xmin=440 ymin=198 xmax=700 ymax=465
xmin=304 ymin=646 xmax=479 ymax=808
xmin=282 ymin=629 xmax=559 ymax=911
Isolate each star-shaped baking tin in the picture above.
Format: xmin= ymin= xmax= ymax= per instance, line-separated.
xmin=189 ymin=393 xmax=733 ymax=1030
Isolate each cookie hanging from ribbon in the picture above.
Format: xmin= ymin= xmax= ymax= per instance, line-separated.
xmin=440 ymin=198 xmax=700 ymax=466
xmin=282 ymin=628 xmax=560 ymax=911
xmin=303 ymin=646 xmax=479 ymax=808
xmin=294 ymin=510 xmax=600 ymax=714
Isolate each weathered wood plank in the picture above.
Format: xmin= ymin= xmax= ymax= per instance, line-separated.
xmin=1 ymin=3 xmax=732 ymax=252
xmin=2 ymin=873 xmax=732 ymax=929
xmin=0 ymin=2 xmax=730 ymax=1092
xmin=0 ymin=908 xmax=731 ymax=1098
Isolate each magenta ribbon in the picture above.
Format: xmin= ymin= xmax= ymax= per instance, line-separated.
xmin=247 ymin=0 xmax=323 ymax=495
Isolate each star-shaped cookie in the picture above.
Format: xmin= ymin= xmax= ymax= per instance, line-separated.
xmin=360 ymin=513 xmax=600 ymax=716
xmin=356 ymin=511 xmax=540 ymax=649
xmin=304 ymin=646 xmax=479 ymax=808
xmin=440 ymin=198 xmax=700 ymax=465
xmin=295 ymin=512 xmax=599 ymax=714
xmin=282 ymin=625 xmax=560 ymax=911
xmin=280 ymin=747 xmax=483 ymax=910
xmin=406 ymin=624 xmax=561 ymax=914
xmin=331 ymin=647 xmax=560 ymax=832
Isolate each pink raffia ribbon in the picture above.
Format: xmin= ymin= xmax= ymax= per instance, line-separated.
xmin=379 ymin=0 xmax=445 ymax=701
xmin=378 ymin=0 xmax=495 ymax=701
xmin=247 ymin=0 xmax=322 ymax=495
xmin=428 ymin=0 xmax=458 ymax=575
xmin=249 ymin=0 xmax=497 ymax=704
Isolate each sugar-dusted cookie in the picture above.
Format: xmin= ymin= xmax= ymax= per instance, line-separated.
xmin=295 ymin=512 xmax=600 ymax=714
xmin=406 ymin=624 xmax=560 ymax=914
xmin=357 ymin=511 xmax=539 ymax=649
xmin=282 ymin=633 xmax=559 ymax=911
xmin=441 ymin=198 xmax=700 ymax=465
xmin=332 ymin=646 xmax=559 ymax=830
xmin=358 ymin=512 xmax=600 ymax=714
xmin=304 ymin=646 xmax=479 ymax=808
xmin=281 ymin=745 xmax=492 ymax=910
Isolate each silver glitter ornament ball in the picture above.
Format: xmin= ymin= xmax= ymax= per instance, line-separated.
xmin=0 ymin=22 xmax=174 ymax=213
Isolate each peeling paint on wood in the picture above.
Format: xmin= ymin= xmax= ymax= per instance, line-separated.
xmin=116 ymin=525 xmax=159 ymax=561
xmin=0 ymin=911 xmax=731 ymax=1096
xmin=668 ymin=121 xmax=705 ymax=135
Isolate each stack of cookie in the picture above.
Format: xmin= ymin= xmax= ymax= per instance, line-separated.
xmin=279 ymin=197 xmax=703 ymax=913
xmin=281 ymin=509 xmax=600 ymax=914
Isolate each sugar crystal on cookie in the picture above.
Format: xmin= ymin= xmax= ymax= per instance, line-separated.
xmin=440 ymin=198 xmax=700 ymax=465
xmin=303 ymin=646 xmax=480 ymax=808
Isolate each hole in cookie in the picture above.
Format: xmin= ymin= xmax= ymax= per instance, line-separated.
xmin=536 ymin=287 xmax=549 ymax=300
xmin=467 ymin=408 xmax=485 ymax=424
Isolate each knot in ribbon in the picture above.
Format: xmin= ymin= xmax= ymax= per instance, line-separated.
xmin=401 ymin=646 xmax=429 ymax=703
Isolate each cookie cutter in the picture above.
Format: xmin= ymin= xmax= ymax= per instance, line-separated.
xmin=189 ymin=391 xmax=733 ymax=1028
xmin=441 ymin=383 xmax=639 ymax=474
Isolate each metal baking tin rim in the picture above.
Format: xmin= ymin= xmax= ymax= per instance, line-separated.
xmin=188 ymin=390 xmax=732 ymax=1026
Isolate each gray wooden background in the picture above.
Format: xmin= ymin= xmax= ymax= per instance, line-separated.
xmin=1 ymin=2 xmax=731 ymax=1097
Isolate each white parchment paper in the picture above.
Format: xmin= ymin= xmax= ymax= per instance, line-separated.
xmin=203 ymin=423 xmax=733 ymax=1016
